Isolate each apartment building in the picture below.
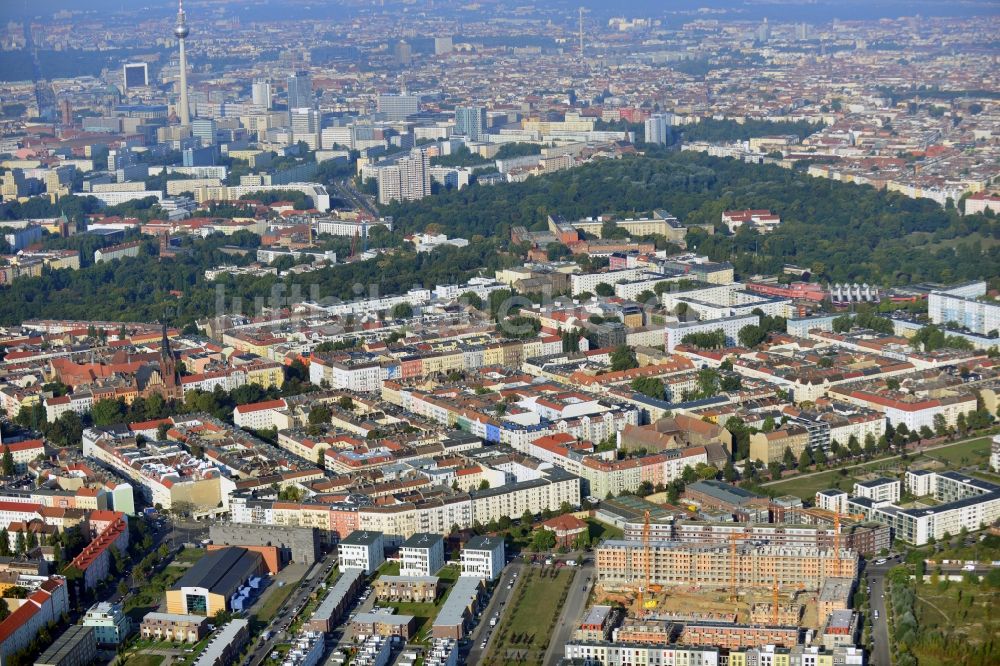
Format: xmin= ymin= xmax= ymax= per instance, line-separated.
xmin=815 ymin=489 xmax=849 ymax=515
xmin=233 ymin=399 xmax=289 ymax=430
xmin=665 ymin=314 xmax=759 ymax=352
xmin=399 ymin=533 xmax=445 ymax=576
xmin=373 ymin=575 xmax=440 ymax=603
xmin=928 ymin=281 xmax=1000 ymax=335
xmin=596 ymin=540 xmax=857 ymax=590
xmin=847 ymin=470 xmax=1000 ymax=545
xmin=0 ymin=577 xmax=71 ymax=666
xmin=338 ymin=530 xmax=385 ymax=573
xmin=460 ymin=535 xmax=505 ymax=581
xmin=564 ymin=642 xmax=720 ymax=666
xmin=853 ymin=477 xmax=900 ymax=503
xmin=139 ymin=612 xmax=209 ymax=643
xmin=748 ymin=425 xmax=810 ymax=464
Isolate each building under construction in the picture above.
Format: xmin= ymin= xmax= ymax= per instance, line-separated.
xmin=622 ymin=518 xmax=890 ymax=555
xmin=613 ymin=618 xmax=801 ymax=649
xmin=595 ymin=540 xmax=858 ymax=591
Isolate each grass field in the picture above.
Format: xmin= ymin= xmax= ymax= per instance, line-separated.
xmin=482 ymin=567 xmax=574 ymax=666
xmin=766 ymin=437 xmax=998 ymax=501
xmin=124 ymin=656 xmax=164 ymax=666
xmin=586 ymin=517 xmax=623 ymax=542
xmin=919 ymin=437 xmax=993 ymax=466
xmin=911 ymin=578 xmax=1000 ymax=666
xmin=377 ymin=560 xmax=401 ymax=576
xmin=252 ymin=582 xmax=295 ymax=625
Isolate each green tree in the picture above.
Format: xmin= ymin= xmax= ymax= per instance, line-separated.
xmin=460 ymin=291 xmax=483 ymax=310
xmin=832 ymin=315 xmax=854 ymax=333
xmin=391 ymin=302 xmax=414 ymax=319
xmin=695 ymin=367 xmax=720 ymax=398
xmin=90 ymin=398 xmax=126 ymax=427
xmin=782 ymin=447 xmax=796 ymax=469
xmin=738 ymin=324 xmax=766 ymax=348
xmin=933 ymin=413 xmax=949 ymax=438
xmin=532 ymin=528 xmax=557 ymax=552
xmin=610 ymin=345 xmax=638 ymax=372
xmin=1 ymin=446 xmax=13 ymax=476
xmin=631 ymin=376 xmax=664 ymax=400
xmin=308 ymin=404 xmax=332 ymax=425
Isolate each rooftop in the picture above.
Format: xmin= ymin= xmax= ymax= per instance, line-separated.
xmin=171 ymin=547 xmax=262 ymax=595
xmin=341 ymin=530 xmax=384 ymax=547
xmin=400 ymin=532 xmax=444 ymax=550
xmin=463 ymin=535 xmax=505 ymax=552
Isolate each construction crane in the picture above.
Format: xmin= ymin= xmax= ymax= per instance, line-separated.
xmin=833 ymin=510 xmax=865 ymax=577
xmin=768 ymin=503 xmax=863 ymax=580
xmin=772 ymin=578 xmax=780 ymax=626
xmin=633 ymin=510 xmax=659 ymax=616
xmin=728 ymin=530 xmax=754 ymax=602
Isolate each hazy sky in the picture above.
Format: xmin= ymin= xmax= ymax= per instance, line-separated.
xmin=2 ymin=0 xmax=998 ymax=23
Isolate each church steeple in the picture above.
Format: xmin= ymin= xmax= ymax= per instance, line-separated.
xmin=160 ymin=321 xmax=171 ymax=358
xmin=159 ymin=321 xmax=179 ymax=391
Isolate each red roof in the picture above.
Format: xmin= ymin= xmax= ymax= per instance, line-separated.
xmin=2 ymin=439 xmax=44 ymax=452
xmin=129 ymin=417 xmax=172 ymax=432
xmin=234 ymin=399 xmax=287 ymax=414
xmin=541 ymin=514 xmax=588 ymax=533
xmin=0 ymin=501 xmax=42 ymax=514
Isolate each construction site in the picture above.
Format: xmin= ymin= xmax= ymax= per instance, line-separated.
xmin=591 ymin=510 xmax=860 ymax=634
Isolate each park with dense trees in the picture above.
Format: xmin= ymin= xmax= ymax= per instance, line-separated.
xmin=2 ymin=152 xmax=999 ymax=327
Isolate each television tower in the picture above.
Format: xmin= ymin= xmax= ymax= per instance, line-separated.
xmin=174 ymin=0 xmax=191 ymax=126
xmin=578 ymin=7 xmax=584 ymax=58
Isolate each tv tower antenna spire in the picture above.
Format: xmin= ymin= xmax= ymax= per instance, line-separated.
xmin=578 ymin=7 xmax=584 ymax=58
xmin=174 ymin=0 xmax=191 ymax=126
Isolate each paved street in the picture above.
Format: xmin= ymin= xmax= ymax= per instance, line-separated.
xmin=464 ymin=559 xmax=524 ymax=664
xmin=544 ymin=560 xmax=594 ymax=666
xmin=867 ymin=564 xmax=891 ymax=666
xmin=247 ymin=551 xmax=339 ymax=666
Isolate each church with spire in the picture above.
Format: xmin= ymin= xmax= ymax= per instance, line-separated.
xmin=157 ymin=322 xmax=181 ymax=399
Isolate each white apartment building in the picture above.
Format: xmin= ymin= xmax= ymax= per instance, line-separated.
xmin=90 ymin=190 xmax=164 ymax=207
xmin=338 ymin=530 xmax=385 ymax=573
xmin=232 ymin=399 xmax=288 ymax=430
xmin=904 ymin=469 xmax=935 ymax=497
xmin=399 ymin=533 xmax=445 ymax=576
xmin=859 ymin=470 xmax=1000 ymax=545
xmin=570 ymin=268 xmax=647 ymax=296
xmin=374 ymin=150 xmax=431 ymax=205
xmin=928 ymin=281 xmax=1000 ymax=335
xmin=309 ymin=358 xmax=382 ymax=392
xmin=665 ymin=314 xmax=759 ymax=352
xmin=0 ymin=500 xmax=42 ymax=530
xmin=853 ymin=477 xmax=900 ymax=503
xmin=815 ymin=489 xmax=848 ymax=515
xmin=564 ymin=642 xmax=719 ymax=666
xmin=460 ymin=535 xmax=505 ymax=581
xmin=991 ymin=435 xmax=1000 ymax=473
xmin=315 ymin=217 xmax=393 ymax=237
